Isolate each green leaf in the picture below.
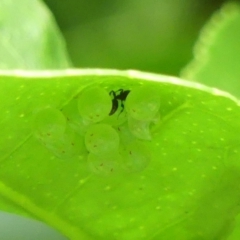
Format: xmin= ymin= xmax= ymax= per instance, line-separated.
xmin=63 ymin=0 xmax=208 ymax=75
xmin=181 ymin=3 xmax=240 ymax=99
xmin=0 ymin=0 xmax=71 ymax=69
xmin=1 ymin=69 xmax=240 ymax=239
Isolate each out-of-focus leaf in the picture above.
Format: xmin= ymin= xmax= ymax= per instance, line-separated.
xmin=1 ymin=69 xmax=240 ymax=239
xmin=0 ymin=0 xmax=71 ymax=69
xmin=62 ymin=0 xmax=214 ymax=75
xmin=181 ymin=3 xmax=240 ymax=99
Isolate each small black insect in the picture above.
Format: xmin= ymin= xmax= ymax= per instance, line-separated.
xmin=109 ymin=89 xmax=130 ymax=116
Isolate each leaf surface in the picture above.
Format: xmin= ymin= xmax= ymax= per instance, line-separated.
xmin=1 ymin=69 xmax=240 ymax=239
xmin=0 ymin=0 xmax=71 ymax=69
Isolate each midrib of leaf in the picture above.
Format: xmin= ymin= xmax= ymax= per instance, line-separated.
xmin=50 ymin=175 xmax=92 ymax=213
xmin=0 ymin=180 xmax=93 ymax=240
xmin=152 ymin=101 xmax=191 ymax=133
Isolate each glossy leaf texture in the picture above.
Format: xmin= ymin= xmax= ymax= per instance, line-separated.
xmin=1 ymin=69 xmax=240 ymax=239
xmin=0 ymin=0 xmax=71 ymax=69
xmin=181 ymin=3 xmax=240 ymax=99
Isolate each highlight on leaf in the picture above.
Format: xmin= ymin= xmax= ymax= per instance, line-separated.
xmin=78 ymin=86 xmax=112 ymax=123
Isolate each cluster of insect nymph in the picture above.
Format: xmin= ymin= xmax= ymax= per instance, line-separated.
xmin=33 ymin=84 xmax=161 ymax=176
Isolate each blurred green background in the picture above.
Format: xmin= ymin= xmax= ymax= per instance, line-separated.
xmin=44 ymin=0 xmax=228 ymax=75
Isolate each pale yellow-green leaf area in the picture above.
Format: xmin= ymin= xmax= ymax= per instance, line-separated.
xmin=0 ymin=0 xmax=71 ymax=70
xmin=181 ymin=3 xmax=240 ymax=99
